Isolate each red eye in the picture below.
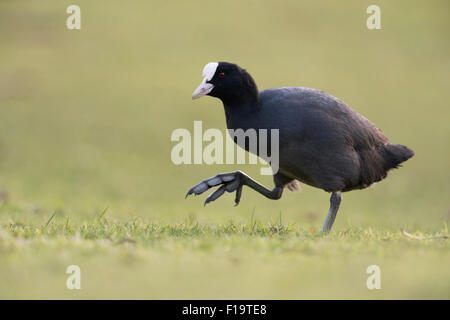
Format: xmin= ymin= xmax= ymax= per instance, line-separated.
xmin=218 ymin=72 xmax=225 ymax=78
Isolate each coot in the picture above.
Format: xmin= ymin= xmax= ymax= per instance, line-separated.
xmin=186 ymin=62 xmax=414 ymax=233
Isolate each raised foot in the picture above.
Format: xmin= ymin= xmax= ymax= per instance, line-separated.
xmin=185 ymin=171 xmax=244 ymax=206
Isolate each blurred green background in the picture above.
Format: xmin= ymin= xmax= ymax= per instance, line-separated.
xmin=0 ymin=0 xmax=449 ymax=299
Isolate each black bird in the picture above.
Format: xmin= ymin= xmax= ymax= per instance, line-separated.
xmin=186 ymin=62 xmax=414 ymax=233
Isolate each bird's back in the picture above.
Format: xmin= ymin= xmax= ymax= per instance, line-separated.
xmin=253 ymin=87 xmax=413 ymax=191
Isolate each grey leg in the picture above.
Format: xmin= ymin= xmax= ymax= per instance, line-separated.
xmin=186 ymin=170 xmax=284 ymax=206
xmin=321 ymin=192 xmax=342 ymax=234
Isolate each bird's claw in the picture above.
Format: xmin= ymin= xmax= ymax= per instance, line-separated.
xmin=234 ymin=185 xmax=243 ymax=206
xmin=186 ymin=171 xmax=244 ymax=206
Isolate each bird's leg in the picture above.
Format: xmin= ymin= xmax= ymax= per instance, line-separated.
xmin=320 ymin=192 xmax=342 ymax=234
xmin=186 ymin=170 xmax=283 ymax=206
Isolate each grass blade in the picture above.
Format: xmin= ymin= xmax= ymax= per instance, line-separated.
xmin=44 ymin=211 xmax=58 ymax=229
xmin=95 ymin=206 xmax=109 ymax=225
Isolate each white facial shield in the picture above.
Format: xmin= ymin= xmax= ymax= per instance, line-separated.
xmin=192 ymin=62 xmax=218 ymax=99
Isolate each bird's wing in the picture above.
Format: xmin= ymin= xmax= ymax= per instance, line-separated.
xmin=261 ymin=87 xmax=389 ymax=150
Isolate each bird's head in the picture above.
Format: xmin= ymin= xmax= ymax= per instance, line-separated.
xmin=192 ymin=62 xmax=258 ymax=105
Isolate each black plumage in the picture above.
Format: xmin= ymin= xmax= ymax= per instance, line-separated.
xmin=187 ymin=62 xmax=414 ymax=233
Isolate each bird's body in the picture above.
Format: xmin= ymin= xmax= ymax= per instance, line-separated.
xmin=187 ymin=62 xmax=414 ymax=233
xmin=224 ymin=86 xmax=413 ymax=192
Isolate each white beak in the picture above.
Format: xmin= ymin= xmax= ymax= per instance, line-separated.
xmin=192 ymin=78 xmax=214 ymax=100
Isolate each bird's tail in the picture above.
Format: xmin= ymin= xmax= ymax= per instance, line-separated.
xmin=382 ymin=143 xmax=414 ymax=171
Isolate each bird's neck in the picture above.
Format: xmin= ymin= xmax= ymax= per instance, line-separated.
xmin=221 ymin=90 xmax=259 ymax=108
xmin=220 ymin=74 xmax=259 ymax=109
xmin=219 ymin=74 xmax=260 ymax=127
xmin=223 ymin=98 xmax=259 ymax=130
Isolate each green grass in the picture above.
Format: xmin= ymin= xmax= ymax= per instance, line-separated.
xmin=0 ymin=0 xmax=449 ymax=299
xmin=1 ymin=204 xmax=449 ymax=299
